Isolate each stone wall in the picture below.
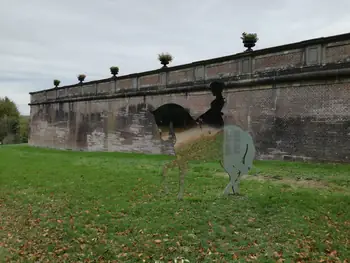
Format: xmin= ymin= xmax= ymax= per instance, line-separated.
xmin=225 ymin=80 xmax=350 ymax=162
xmin=29 ymin=92 xmax=213 ymax=155
xmin=28 ymin=33 xmax=350 ymax=162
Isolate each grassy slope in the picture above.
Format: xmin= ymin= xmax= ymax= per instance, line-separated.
xmin=0 ymin=143 xmax=349 ymax=262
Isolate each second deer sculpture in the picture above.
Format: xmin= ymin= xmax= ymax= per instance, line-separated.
xmin=159 ymin=119 xmax=213 ymax=200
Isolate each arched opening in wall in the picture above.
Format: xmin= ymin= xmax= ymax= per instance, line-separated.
xmin=151 ymin=103 xmax=196 ymax=133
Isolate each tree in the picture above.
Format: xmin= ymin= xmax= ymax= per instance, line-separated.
xmin=0 ymin=97 xmax=20 ymax=144
xmin=19 ymin=116 xmax=29 ymax=143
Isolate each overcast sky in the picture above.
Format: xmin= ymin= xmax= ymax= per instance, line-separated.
xmin=1 ymin=0 xmax=350 ymax=115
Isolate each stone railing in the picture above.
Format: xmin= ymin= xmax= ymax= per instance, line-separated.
xmin=29 ymin=33 xmax=350 ymax=105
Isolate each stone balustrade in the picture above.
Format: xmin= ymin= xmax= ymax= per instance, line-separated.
xmin=29 ymin=33 xmax=350 ymax=105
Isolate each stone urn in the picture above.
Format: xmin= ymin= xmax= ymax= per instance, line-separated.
xmin=160 ymin=60 xmax=169 ymax=68
xmin=158 ymin=53 xmax=173 ymax=68
xmin=243 ymin=39 xmax=256 ymax=52
xmin=110 ymin=66 xmax=119 ymax=78
xmin=241 ymin=32 xmax=258 ymax=52
xmin=77 ymin=74 xmax=86 ymax=83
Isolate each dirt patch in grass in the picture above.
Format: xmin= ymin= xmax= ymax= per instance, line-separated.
xmin=249 ymin=175 xmax=330 ymax=189
xmin=216 ymin=172 xmax=350 ymax=193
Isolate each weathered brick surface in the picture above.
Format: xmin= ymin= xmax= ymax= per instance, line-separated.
xmin=31 ymin=92 xmax=46 ymax=103
xmin=117 ymin=79 xmax=133 ymax=90
xmin=30 ymin=97 xmax=177 ymax=155
xmin=29 ymin=80 xmax=350 ymax=162
xmin=205 ymin=61 xmax=239 ymax=79
xmin=57 ymin=88 xmax=66 ymax=99
xmin=139 ymin=74 xmax=160 ymax=88
xmin=82 ymin=84 xmax=96 ymax=96
xmin=68 ymin=86 xmax=81 ymax=97
xmin=46 ymin=90 xmax=56 ymax=101
xmin=326 ymin=41 xmax=350 ymax=63
xmin=254 ymin=49 xmax=303 ymax=72
xmin=97 ymin=82 xmax=113 ymax=95
xmin=168 ymin=69 xmax=193 ymax=84
xmin=29 ymin=33 xmax=350 ymax=162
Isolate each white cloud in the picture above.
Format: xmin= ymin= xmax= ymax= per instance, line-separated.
xmin=1 ymin=0 xmax=350 ymax=115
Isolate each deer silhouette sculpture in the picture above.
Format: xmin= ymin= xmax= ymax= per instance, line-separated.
xmin=150 ymin=81 xmax=227 ymax=200
xmin=157 ymin=119 xmax=214 ymax=200
xmin=220 ymin=125 xmax=256 ymax=195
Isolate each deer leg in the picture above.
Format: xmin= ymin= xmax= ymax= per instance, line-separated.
xmin=232 ymin=180 xmax=240 ymax=194
xmin=223 ymin=180 xmax=233 ymax=195
xmin=177 ymin=160 xmax=188 ymax=200
xmin=232 ymin=172 xmax=241 ymax=195
xmin=220 ymin=160 xmax=233 ymax=196
xmin=162 ymin=162 xmax=170 ymax=195
xmin=223 ymin=171 xmax=240 ymax=195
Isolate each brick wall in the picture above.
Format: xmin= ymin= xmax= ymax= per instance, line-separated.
xmin=326 ymin=40 xmax=350 ymax=63
xmin=28 ymin=33 xmax=350 ymax=162
xmin=253 ymin=49 xmax=303 ymax=72
xmin=29 ymin=79 xmax=350 ymax=162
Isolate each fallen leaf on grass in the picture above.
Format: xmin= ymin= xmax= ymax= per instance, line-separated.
xmin=167 ymin=246 xmax=177 ymax=252
xmin=273 ymin=251 xmax=283 ymax=258
xmin=247 ymin=254 xmax=257 ymax=260
xmin=117 ymin=253 xmax=128 ymax=258
xmin=116 ymin=229 xmax=132 ymax=236
xmin=248 ymin=218 xmax=256 ymax=223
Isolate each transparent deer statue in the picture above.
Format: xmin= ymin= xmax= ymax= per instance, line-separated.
xmin=150 ymin=81 xmax=256 ymax=199
xmin=157 ymin=119 xmax=213 ymax=200
xmin=220 ymin=124 xmax=256 ymax=195
xmin=157 ymin=122 xmax=256 ymax=199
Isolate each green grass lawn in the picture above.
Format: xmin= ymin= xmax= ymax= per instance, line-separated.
xmin=0 ymin=145 xmax=349 ymax=262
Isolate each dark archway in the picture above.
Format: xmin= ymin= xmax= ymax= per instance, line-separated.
xmin=151 ymin=103 xmax=196 ymax=131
